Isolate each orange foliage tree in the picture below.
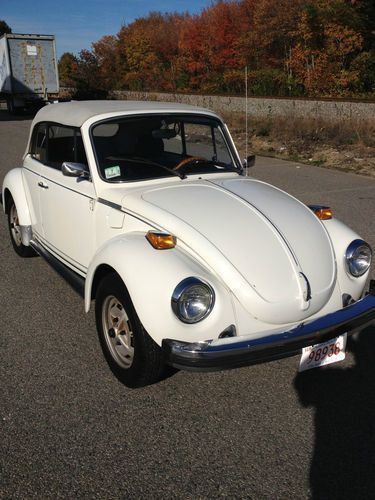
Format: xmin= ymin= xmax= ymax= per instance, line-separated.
xmin=178 ymin=1 xmax=250 ymax=93
xmin=91 ymin=35 xmax=122 ymax=91
xmin=117 ymin=12 xmax=185 ymax=91
xmin=288 ymin=3 xmax=364 ymax=96
xmin=60 ymin=0 xmax=375 ymax=98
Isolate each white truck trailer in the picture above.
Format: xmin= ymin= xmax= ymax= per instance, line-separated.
xmin=0 ymin=33 xmax=59 ymax=113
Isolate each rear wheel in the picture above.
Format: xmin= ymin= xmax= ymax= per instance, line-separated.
xmin=7 ymin=197 xmax=35 ymax=257
xmin=95 ymin=273 xmax=165 ymax=388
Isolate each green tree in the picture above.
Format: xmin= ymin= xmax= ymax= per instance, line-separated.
xmin=0 ymin=19 xmax=11 ymax=36
xmin=58 ymin=52 xmax=78 ymax=87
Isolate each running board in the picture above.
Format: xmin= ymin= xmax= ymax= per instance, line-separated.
xmin=30 ymin=240 xmax=85 ymax=297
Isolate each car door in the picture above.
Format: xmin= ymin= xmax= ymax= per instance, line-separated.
xmin=38 ymin=123 xmax=96 ymax=274
xmin=22 ymin=122 xmax=47 ymax=238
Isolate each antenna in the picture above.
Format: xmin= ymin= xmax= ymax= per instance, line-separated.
xmin=245 ymin=65 xmax=248 ymax=176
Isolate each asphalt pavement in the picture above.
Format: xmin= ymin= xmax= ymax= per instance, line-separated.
xmin=1 ymin=110 xmax=375 ymax=499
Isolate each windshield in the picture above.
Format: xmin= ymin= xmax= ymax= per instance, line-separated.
xmin=91 ymin=114 xmax=240 ymax=182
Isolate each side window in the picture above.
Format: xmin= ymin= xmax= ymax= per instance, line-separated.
xmin=47 ymin=125 xmax=75 ymax=169
xmin=47 ymin=125 xmax=88 ymax=170
xmin=75 ymin=131 xmax=88 ymax=165
xmin=213 ymin=127 xmax=232 ymax=164
xmin=31 ymin=123 xmax=47 ymax=162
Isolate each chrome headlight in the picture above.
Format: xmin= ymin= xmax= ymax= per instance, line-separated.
xmin=345 ymin=239 xmax=372 ymax=277
xmin=171 ymin=277 xmax=215 ymax=324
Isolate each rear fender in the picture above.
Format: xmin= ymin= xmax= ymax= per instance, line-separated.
xmin=85 ymin=232 xmax=235 ymax=346
xmin=2 ymin=169 xmax=32 ymax=244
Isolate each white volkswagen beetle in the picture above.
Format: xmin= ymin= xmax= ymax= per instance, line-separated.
xmin=2 ymin=101 xmax=375 ymax=387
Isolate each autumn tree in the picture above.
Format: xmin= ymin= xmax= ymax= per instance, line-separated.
xmin=60 ymin=0 xmax=375 ymax=98
xmin=355 ymin=0 xmax=375 ymax=50
xmin=73 ymin=49 xmax=108 ymax=99
xmin=178 ymin=14 xmax=210 ymax=91
xmin=350 ymin=0 xmax=375 ymax=94
xmin=178 ymin=1 xmax=251 ymax=93
xmin=91 ymin=35 xmax=121 ymax=90
xmin=116 ymin=12 xmax=185 ymax=91
xmin=288 ymin=1 xmax=364 ymax=96
xmin=242 ymin=0 xmax=305 ymax=96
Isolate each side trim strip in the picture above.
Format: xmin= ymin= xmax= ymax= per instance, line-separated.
xmin=30 ymin=240 xmax=85 ymax=297
xmin=34 ymin=233 xmax=87 ymax=274
xmin=22 ymin=165 xmax=39 ymax=177
xmin=41 ymin=176 xmax=94 ymax=199
xmin=23 ymin=165 xmax=94 ymax=200
xmin=97 ymin=198 xmax=159 ymax=230
xmin=97 ymin=198 xmax=122 ymax=211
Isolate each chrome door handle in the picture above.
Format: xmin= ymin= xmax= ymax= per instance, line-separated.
xmin=38 ymin=181 xmax=48 ymax=189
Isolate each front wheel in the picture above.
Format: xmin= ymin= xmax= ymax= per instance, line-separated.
xmin=95 ymin=273 xmax=166 ymax=388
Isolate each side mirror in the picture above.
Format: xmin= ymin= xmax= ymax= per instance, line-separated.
xmin=243 ymin=154 xmax=256 ymax=168
xmin=62 ymin=162 xmax=90 ymax=179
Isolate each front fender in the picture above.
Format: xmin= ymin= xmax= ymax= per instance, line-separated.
xmin=85 ymin=232 xmax=236 ymax=346
xmin=324 ymin=217 xmax=369 ymax=300
xmin=2 ymin=168 xmax=32 ymax=227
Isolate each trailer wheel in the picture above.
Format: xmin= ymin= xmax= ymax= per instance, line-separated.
xmin=7 ymin=97 xmax=14 ymax=114
xmin=7 ymin=97 xmax=19 ymax=115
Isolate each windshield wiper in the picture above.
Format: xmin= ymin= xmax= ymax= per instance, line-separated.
xmin=132 ymin=157 xmax=186 ymax=180
xmin=178 ymin=158 xmax=241 ymax=176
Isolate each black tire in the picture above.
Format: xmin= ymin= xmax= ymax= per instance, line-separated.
xmin=7 ymin=97 xmax=19 ymax=115
xmin=95 ymin=273 xmax=165 ymax=388
xmin=7 ymin=97 xmax=13 ymax=114
xmin=7 ymin=196 xmax=36 ymax=257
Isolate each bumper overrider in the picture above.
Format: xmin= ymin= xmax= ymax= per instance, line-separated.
xmin=162 ymin=283 xmax=375 ymax=371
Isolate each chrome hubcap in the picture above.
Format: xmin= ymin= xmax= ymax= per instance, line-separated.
xmin=10 ymin=204 xmax=22 ymax=247
xmin=102 ymin=296 xmax=134 ymax=369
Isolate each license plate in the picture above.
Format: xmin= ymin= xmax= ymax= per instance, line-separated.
xmin=299 ymin=333 xmax=347 ymax=372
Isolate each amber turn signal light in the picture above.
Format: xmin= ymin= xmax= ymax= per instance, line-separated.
xmin=309 ymin=205 xmax=333 ymax=220
xmin=146 ymin=231 xmax=176 ymax=249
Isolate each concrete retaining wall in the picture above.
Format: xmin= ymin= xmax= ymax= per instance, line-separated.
xmin=60 ymin=87 xmax=375 ymax=123
xmin=109 ymin=90 xmax=375 ymax=123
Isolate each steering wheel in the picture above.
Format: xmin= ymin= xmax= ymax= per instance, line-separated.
xmin=174 ymin=156 xmax=206 ymax=171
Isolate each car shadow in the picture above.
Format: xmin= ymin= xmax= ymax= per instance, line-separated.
xmin=294 ymin=325 xmax=375 ymax=499
xmin=0 ymin=109 xmax=36 ymax=121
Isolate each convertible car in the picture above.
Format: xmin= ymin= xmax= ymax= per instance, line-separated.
xmin=2 ymin=101 xmax=375 ymax=387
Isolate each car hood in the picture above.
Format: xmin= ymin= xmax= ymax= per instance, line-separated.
xmin=121 ymin=177 xmax=336 ymax=324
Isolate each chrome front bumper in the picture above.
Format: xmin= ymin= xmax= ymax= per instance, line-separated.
xmin=162 ymin=289 xmax=375 ymax=371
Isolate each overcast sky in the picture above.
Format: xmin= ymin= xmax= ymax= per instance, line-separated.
xmin=2 ymin=0 xmax=210 ymax=57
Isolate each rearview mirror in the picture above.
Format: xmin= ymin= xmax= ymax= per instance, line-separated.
xmin=62 ymin=162 xmax=90 ymax=179
xmin=243 ymin=154 xmax=256 ymax=168
xmin=152 ymin=128 xmax=177 ymax=139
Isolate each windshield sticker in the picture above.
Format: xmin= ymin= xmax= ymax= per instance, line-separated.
xmin=104 ymin=166 xmax=121 ymax=179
